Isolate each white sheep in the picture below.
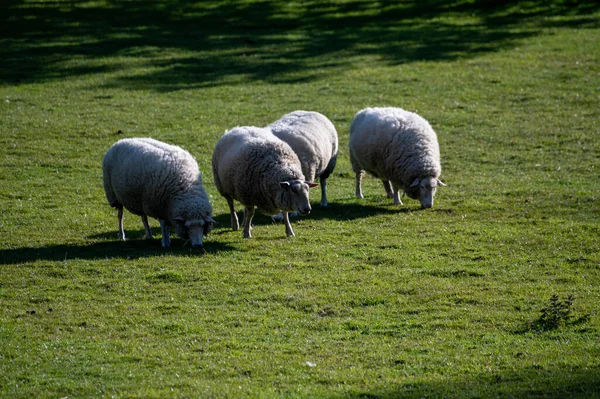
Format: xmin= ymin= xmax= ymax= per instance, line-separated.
xmin=349 ymin=107 xmax=445 ymax=208
xmin=102 ymin=138 xmax=215 ymax=248
xmin=268 ymin=110 xmax=338 ymax=207
xmin=211 ymin=126 xmax=317 ymax=238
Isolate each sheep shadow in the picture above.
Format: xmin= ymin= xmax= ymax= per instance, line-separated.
xmin=216 ymin=200 xmax=419 ymax=229
xmin=0 ymin=236 xmax=236 ymax=266
xmin=305 ymin=201 xmax=415 ymax=222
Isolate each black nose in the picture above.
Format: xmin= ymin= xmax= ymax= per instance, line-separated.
xmin=298 ymin=206 xmax=311 ymax=215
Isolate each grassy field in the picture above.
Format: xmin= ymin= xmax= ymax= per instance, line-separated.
xmin=1 ymin=0 xmax=599 ymax=397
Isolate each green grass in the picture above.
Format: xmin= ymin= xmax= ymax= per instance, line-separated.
xmin=1 ymin=0 xmax=600 ymax=397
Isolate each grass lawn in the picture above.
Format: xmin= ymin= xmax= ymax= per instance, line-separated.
xmin=1 ymin=0 xmax=599 ymax=397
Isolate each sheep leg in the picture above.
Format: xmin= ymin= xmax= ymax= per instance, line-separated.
xmin=271 ymin=212 xmax=284 ymax=222
xmin=141 ymin=215 xmax=153 ymax=239
xmin=320 ymin=176 xmax=328 ymax=207
xmin=226 ymin=196 xmax=239 ymax=231
xmin=382 ymin=180 xmax=394 ymax=198
xmin=392 ymin=185 xmax=403 ymax=205
xmin=159 ymin=219 xmax=171 ymax=248
xmin=355 ymin=171 xmax=364 ymax=199
xmin=283 ymin=212 xmax=295 ymax=237
xmin=242 ymin=206 xmax=254 ymax=238
xmin=117 ymin=207 xmax=126 ymax=241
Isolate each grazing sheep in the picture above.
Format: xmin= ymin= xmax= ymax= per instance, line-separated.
xmin=212 ymin=126 xmax=317 ymax=238
xmin=268 ymin=110 xmax=338 ymax=207
xmin=349 ymin=107 xmax=445 ymax=208
xmin=102 ymin=138 xmax=215 ymax=248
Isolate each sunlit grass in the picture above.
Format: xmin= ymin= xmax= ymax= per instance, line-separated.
xmin=1 ymin=0 xmax=599 ymax=397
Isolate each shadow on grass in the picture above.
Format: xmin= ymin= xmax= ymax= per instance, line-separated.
xmin=0 ymin=234 xmax=236 ymax=265
xmin=306 ymin=200 xmax=414 ymax=221
xmin=222 ymin=200 xmax=411 ymax=226
xmin=2 ymin=0 xmax=598 ymax=90
xmin=339 ymin=365 xmax=600 ymax=398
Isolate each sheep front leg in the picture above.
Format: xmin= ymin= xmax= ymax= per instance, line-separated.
xmin=382 ymin=180 xmax=394 ymax=198
xmin=141 ymin=215 xmax=153 ymax=239
xmin=392 ymin=185 xmax=403 ymax=205
xmin=242 ymin=206 xmax=254 ymax=238
xmin=320 ymin=175 xmax=328 ymax=207
xmin=159 ymin=219 xmax=171 ymax=248
xmin=226 ymin=196 xmax=239 ymax=230
xmin=117 ymin=207 xmax=126 ymax=241
xmin=283 ymin=212 xmax=295 ymax=237
xmin=355 ymin=171 xmax=364 ymax=199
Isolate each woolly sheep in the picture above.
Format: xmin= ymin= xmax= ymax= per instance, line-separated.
xmin=349 ymin=107 xmax=445 ymax=208
xmin=268 ymin=110 xmax=338 ymax=207
xmin=102 ymin=138 xmax=215 ymax=248
xmin=211 ymin=126 xmax=317 ymax=238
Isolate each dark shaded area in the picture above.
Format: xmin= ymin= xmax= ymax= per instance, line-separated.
xmin=0 ymin=202 xmax=405 ymax=264
xmin=305 ymin=200 xmax=414 ymax=221
xmin=339 ymin=365 xmax=600 ymax=398
xmin=224 ymin=200 xmax=410 ymax=226
xmin=1 ymin=0 xmax=598 ymax=91
xmin=0 ymin=237 xmax=236 ymax=265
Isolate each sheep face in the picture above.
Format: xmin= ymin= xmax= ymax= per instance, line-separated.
xmin=174 ymin=217 xmax=216 ymax=248
xmin=408 ymin=177 xmax=446 ymax=209
xmin=278 ymin=180 xmax=317 ymax=215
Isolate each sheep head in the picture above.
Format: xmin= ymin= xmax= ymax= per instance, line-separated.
xmin=278 ymin=180 xmax=317 ymax=215
xmin=409 ymin=177 xmax=446 ymax=209
xmin=173 ymin=215 xmax=216 ymax=248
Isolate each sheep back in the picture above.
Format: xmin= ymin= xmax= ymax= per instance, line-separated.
xmin=349 ymin=107 xmax=441 ymax=193
xmin=268 ymin=110 xmax=338 ymax=182
xmin=212 ymin=126 xmax=305 ymax=215
xmin=102 ymin=138 xmax=212 ymax=224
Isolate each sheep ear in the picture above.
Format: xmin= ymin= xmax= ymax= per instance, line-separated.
xmin=206 ymin=216 xmax=217 ymax=224
xmin=410 ymin=178 xmax=420 ymax=187
xmin=437 ymin=179 xmax=446 ymax=187
xmin=279 ymin=182 xmax=291 ymax=189
xmin=175 ymin=216 xmax=185 ymax=222
xmin=305 ymin=181 xmax=318 ymax=188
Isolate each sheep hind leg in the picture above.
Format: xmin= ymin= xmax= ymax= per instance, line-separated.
xmin=283 ymin=212 xmax=295 ymax=237
xmin=355 ymin=171 xmax=365 ymax=199
xmin=117 ymin=207 xmax=126 ymax=241
xmin=226 ymin=196 xmax=239 ymax=231
xmin=242 ymin=206 xmax=254 ymax=238
xmin=141 ymin=215 xmax=153 ymax=239
xmin=382 ymin=180 xmax=394 ymax=199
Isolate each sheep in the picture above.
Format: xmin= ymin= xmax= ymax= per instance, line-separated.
xmin=211 ymin=126 xmax=317 ymax=238
xmin=268 ymin=110 xmax=338 ymax=207
xmin=349 ymin=107 xmax=445 ymax=209
xmin=102 ymin=137 xmax=215 ymax=248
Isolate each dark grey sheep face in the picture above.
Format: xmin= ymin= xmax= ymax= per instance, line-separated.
xmin=409 ymin=177 xmax=446 ymax=209
xmin=279 ymin=180 xmax=318 ymax=215
xmin=174 ymin=216 xmax=216 ymax=248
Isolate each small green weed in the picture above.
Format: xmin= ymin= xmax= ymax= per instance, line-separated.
xmin=537 ymin=294 xmax=574 ymax=330
xmin=528 ymin=294 xmax=591 ymax=332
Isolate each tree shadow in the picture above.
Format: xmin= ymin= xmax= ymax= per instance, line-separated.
xmin=337 ymin=365 xmax=600 ymax=398
xmin=0 ymin=235 xmax=236 ymax=265
xmin=2 ymin=0 xmax=598 ymax=90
